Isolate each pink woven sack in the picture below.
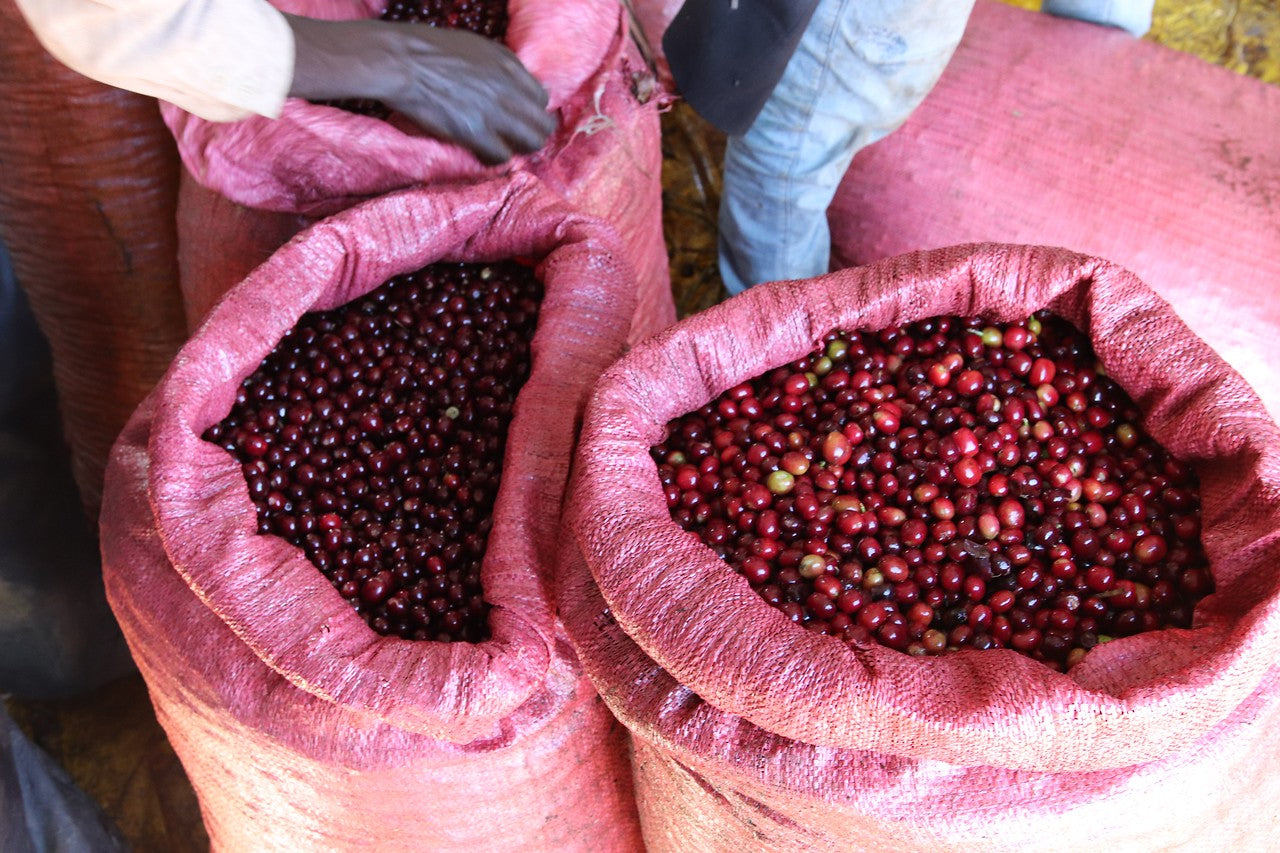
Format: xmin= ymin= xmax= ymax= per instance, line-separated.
xmin=174 ymin=174 xmax=312 ymax=333
xmin=528 ymin=37 xmax=672 ymax=343
xmin=170 ymin=28 xmax=673 ymax=343
xmin=829 ymin=0 xmax=1280 ymax=423
xmin=558 ymin=243 xmax=1280 ymax=851
xmin=100 ymin=174 xmax=643 ymax=852
xmin=1 ymin=0 xmax=187 ymax=519
xmin=162 ymin=0 xmax=622 ymax=216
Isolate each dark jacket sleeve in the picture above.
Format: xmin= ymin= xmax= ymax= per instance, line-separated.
xmin=662 ymin=0 xmax=822 ymax=136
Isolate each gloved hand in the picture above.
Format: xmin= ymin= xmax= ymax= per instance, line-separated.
xmin=284 ymin=15 xmax=556 ymax=165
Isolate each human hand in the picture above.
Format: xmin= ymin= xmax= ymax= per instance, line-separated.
xmin=285 ymin=15 xmax=556 ymax=164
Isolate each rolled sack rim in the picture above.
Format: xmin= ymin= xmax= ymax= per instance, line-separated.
xmin=567 ymin=241 xmax=1280 ymax=772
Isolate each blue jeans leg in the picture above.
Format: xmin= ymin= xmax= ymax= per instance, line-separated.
xmin=718 ymin=0 xmax=975 ymax=295
xmin=1042 ymin=0 xmax=1155 ymax=37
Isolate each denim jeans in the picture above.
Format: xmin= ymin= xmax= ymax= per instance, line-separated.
xmin=717 ymin=0 xmax=976 ymax=295
xmin=1043 ymin=0 xmax=1155 ymax=38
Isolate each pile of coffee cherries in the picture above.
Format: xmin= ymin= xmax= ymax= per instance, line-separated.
xmin=322 ymin=0 xmax=509 ymax=118
xmin=382 ymin=0 xmax=507 ymax=36
xmin=651 ymin=312 xmax=1213 ymax=670
xmin=204 ymin=261 xmax=541 ymax=642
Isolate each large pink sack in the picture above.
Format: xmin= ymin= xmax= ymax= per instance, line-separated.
xmin=163 ymin=0 xmax=622 ymax=216
xmin=174 ymin=174 xmax=311 ymax=333
xmin=530 ymin=37 xmax=672 ymax=343
xmin=0 ymin=0 xmax=187 ymax=519
xmin=100 ymin=174 xmax=643 ymax=852
xmin=558 ymin=243 xmax=1280 ymax=850
xmin=171 ymin=27 xmax=673 ymax=343
xmin=829 ymin=0 xmax=1280 ymax=423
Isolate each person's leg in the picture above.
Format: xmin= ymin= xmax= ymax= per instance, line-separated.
xmin=718 ymin=0 xmax=975 ymax=295
xmin=1 ymin=703 xmax=129 ymax=852
xmin=1042 ymin=0 xmax=1154 ymax=38
xmin=0 ymin=241 xmax=135 ymax=699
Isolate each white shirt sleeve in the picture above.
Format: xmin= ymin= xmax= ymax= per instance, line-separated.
xmin=13 ymin=0 xmax=296 ymax=122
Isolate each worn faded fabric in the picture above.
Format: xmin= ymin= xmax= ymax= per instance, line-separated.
xmin=716 ymin=0 xmax=974 ymax=295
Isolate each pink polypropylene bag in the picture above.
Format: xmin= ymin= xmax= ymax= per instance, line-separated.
xmin=1 ymin=0 xmax=187 ymax=519
xmin=173 ymin=175 xmax=312 ymax=332
xmin=170 ymin=30 xmax=673 ymax=343
xmin=558 ymin=243 xmax=1280 ymax=851
xmin=529 ymin=37 xmax=673 ymax=343
xmin=100 ymin=174 xmax=643 ymax=852
xmin=829 ymin=0 xmax=1280 ymax=423
xmin=162 ymin=0 xmax=622 ymax=216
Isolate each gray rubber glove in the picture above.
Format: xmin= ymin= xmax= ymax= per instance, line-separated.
xmin=284 ymin=14 xmax=556 ymax=165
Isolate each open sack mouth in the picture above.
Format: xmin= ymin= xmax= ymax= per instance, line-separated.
xmin=649 ymin=308 xmax=1212 ymax=671
xmin=203 ymin=259 xmax=543 ymax=644
xmin=563 ymin=243 xmax=1280 ymax=777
